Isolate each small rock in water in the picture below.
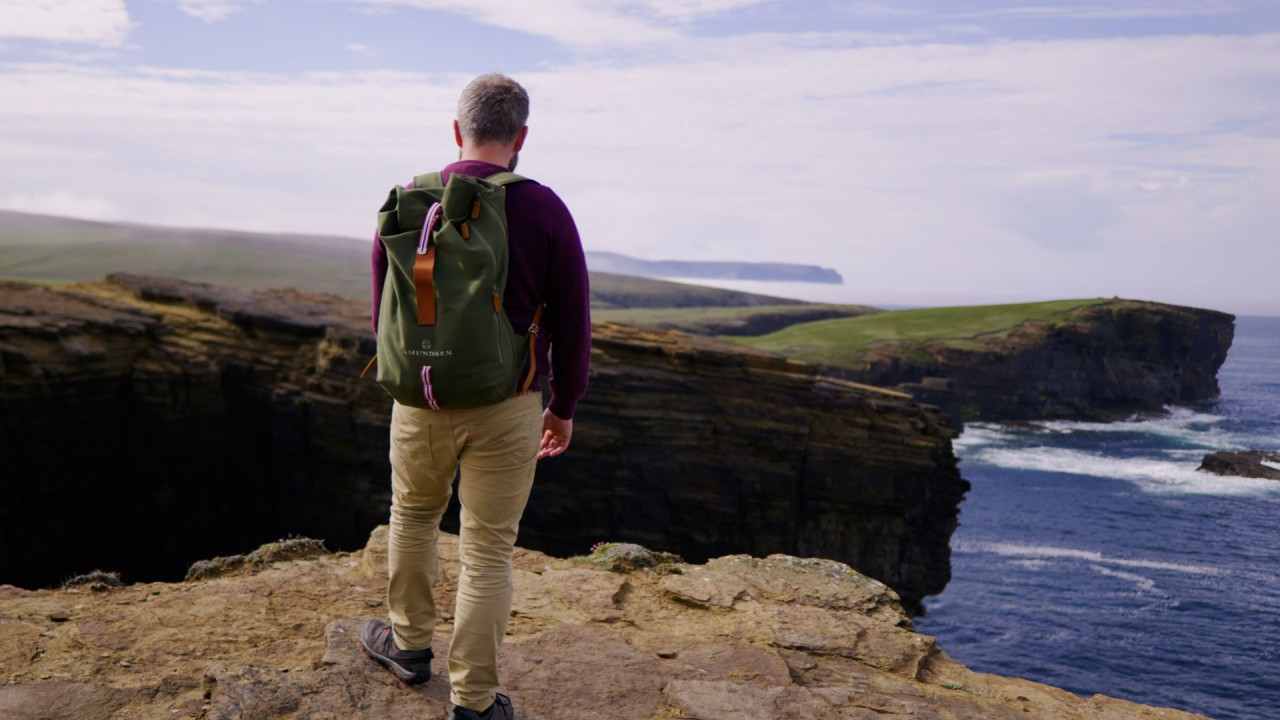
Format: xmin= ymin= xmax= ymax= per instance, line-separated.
xmin=1198 ymin=449 xmax=1280 ymax=480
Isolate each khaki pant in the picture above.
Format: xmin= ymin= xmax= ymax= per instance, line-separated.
xmin=386 ymin=392 xmax=542 ymax=711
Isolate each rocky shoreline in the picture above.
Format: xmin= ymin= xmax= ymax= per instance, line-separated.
xmin=0 ymin=529 xmax=1211 ymax=720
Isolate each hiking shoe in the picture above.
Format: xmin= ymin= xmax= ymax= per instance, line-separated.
xmin=449 ymin=692 xmax=515 ymax=720
xmin=359 ymin=618 xmax=433 ymax=685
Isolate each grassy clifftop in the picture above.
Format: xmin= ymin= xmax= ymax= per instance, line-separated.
xmin=0 ymin=210 xmax=830 ymax=314
xmin=732 ymin=298 xmax=1233 ymax=423
xmin=732 ymin=298 xmax=1113 ymax=368
xmin=0 ymin=210 xmax=368 ymax=298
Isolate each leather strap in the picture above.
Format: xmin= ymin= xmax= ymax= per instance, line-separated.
xmin=414 ymin=246 xmax=437 ymax=325
xmin=519 ymin=303 xmax=545 ymax=394
xmin=413 ymin=201 xmax=442 ymax=326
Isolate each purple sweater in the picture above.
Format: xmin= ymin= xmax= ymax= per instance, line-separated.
xmin=371 ymin=160 xmax=591 ymax=420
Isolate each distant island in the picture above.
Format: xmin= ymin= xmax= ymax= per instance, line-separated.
xmin=585 ymin=250 xmax=843 ymax=284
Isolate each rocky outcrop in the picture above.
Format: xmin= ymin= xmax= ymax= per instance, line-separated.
xmin=1198 ymin=450 xmax=1280 ymax=480
xmin=0 ymin=275 xmax=966 ymax=612
xmin=835 ymin=301 xmax=1235 ymax=424
xmin=0 ymin=530 xmax=1209 ymax=720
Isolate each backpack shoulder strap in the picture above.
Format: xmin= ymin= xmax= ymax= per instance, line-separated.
xmin=411 ymin=171 xmax=443 ymax=189
xmin=483 ymin=171 xmax=528 ymax=187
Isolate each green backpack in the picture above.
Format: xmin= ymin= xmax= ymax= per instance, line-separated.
xmin=363 ymin=170 xmax=542 ymax=410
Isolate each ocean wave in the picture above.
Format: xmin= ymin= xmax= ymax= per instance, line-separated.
xmin=952 ymin=424 xmax=1017 ymax=450
xmin=954 ymin=540 xmax=1221 ymax=576
xmin=1089 ymin=564 xmax=1160 ymax=594
xmin=958 ymin=406 xmax=1242 ymax=449
xmin=967 ymin=445 xmax=1280 ymax=496
xmin=1038 ymin=405 xmax=1228 ymax=436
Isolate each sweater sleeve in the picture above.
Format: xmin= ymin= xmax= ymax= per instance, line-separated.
xmin=542 ymin=191 xmax=591 ymax=420
xmin=370 ymin=231 xmax=387 ymax=336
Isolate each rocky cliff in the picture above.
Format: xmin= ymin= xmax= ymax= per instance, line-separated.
xmin=833 ymin=301 xmax=1235 ymax=424
xmin=0 ymin=276 xmax=966 ymax=613
xmin=0 ymin=530 xmax=1209 ymax=720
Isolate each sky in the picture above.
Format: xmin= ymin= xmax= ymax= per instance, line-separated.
xmin=2 ymin=1 xmax=1278 ymax=314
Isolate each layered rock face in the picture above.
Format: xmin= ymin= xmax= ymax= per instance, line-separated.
xmin=0 ymin=530 xmax=1209 ymax=720
xmin=837 ymin=301 xmax=1235 ymax=423
xmin=0 ymin=276 xmax=966 ymax=612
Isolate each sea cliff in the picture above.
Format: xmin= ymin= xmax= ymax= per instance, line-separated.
xmin=831 ymin=301 xmax=1235 ymax=424
xmin=0 ymin=275 xmax=965 ymax=612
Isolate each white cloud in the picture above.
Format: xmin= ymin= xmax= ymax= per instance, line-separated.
xmin=350 ymin=0 xmax=767 ymax=49
xmin=640 ymin=0 xmax=773 ymax=21
xmin=0 ymin=0 xmax=131 ymax=47
xmin=1 ymin=31 xmax=1278 ymax=313
xmin=346 ymin=43 xmax=376 ymax=55
xmin=173 ymin=0 xmax=260 ymax=23
xmin=954 ymin=1 xmax=1239 ymax=21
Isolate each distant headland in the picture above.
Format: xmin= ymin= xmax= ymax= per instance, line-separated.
xmin=585 ymin=250 xmax=844 ymax=284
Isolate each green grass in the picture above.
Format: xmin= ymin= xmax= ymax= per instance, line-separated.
xmin=588 ymin=271 xmax=804 ymax=309
xmin=594 ymin=304 xmax=828 ymax=323
xmin=1 ymin=212 xmax=828 ymax=309
xmin=0 ymin=242 xmax=368 ymax=298
xmin=732 ymin=298 xmax=1113 ymax=368
xmin=0 ymin=210 xmax=371 ymax=297
xmin=594 ymin=303 xmax=879 ymax=336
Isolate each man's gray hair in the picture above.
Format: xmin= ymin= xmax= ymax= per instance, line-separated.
xmin=457 ymin=73 xmax=529 ymax=145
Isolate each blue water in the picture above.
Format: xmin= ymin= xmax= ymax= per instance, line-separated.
xmin=916 ymin=316 xmax=1280 ymax=720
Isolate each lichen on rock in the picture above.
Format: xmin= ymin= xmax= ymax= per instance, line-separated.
xmin=60 ymin=571 xmax=122 ymax=593
xmin=581 ymin=542 xmax=683 ymax=573
xmin=185 ymin=537 xmax=328 ymax=581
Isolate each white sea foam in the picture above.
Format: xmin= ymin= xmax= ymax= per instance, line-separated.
xmin=956 ymin=408 xmax=1237 ymax=453
xmin=1089 ymin=564 xmax=1159 ymax=593
xmin=969 ymin=445 xmax=1280 ymax=496
xmin=952 ymin=424 xmax=1017 ymax=450
xmin=1036 ymin=406 xmax=1238 ymax=449
xmin=1262 ymin=460 xmax=1280 ymax=471
xmin=954 ymin=540 xmax=1222 ymax=576
xmin=954 ymin=407 xmax=1280 ymax=497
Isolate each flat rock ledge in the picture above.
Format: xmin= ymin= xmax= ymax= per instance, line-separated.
xmin=0 ymin=529 xmax=1207 ymax=720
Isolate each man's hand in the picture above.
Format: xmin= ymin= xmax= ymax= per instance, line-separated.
xmin=538 ymin=409 xmax=573 ymax=459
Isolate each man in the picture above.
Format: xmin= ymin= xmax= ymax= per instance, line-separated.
xmin=360 ymin=73 xmax=590 ymax=720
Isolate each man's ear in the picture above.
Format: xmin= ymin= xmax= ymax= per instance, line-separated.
xmin=454 ymin=120 xmax=464 ymax=148
xmin=512 ymin=126 xmax=528 ymax=152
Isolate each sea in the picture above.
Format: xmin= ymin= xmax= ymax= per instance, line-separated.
xmin=913 ymin=315 xmax=1280 ymax=720
xmin=669 ymin=278 xmax=1278 ymax=719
